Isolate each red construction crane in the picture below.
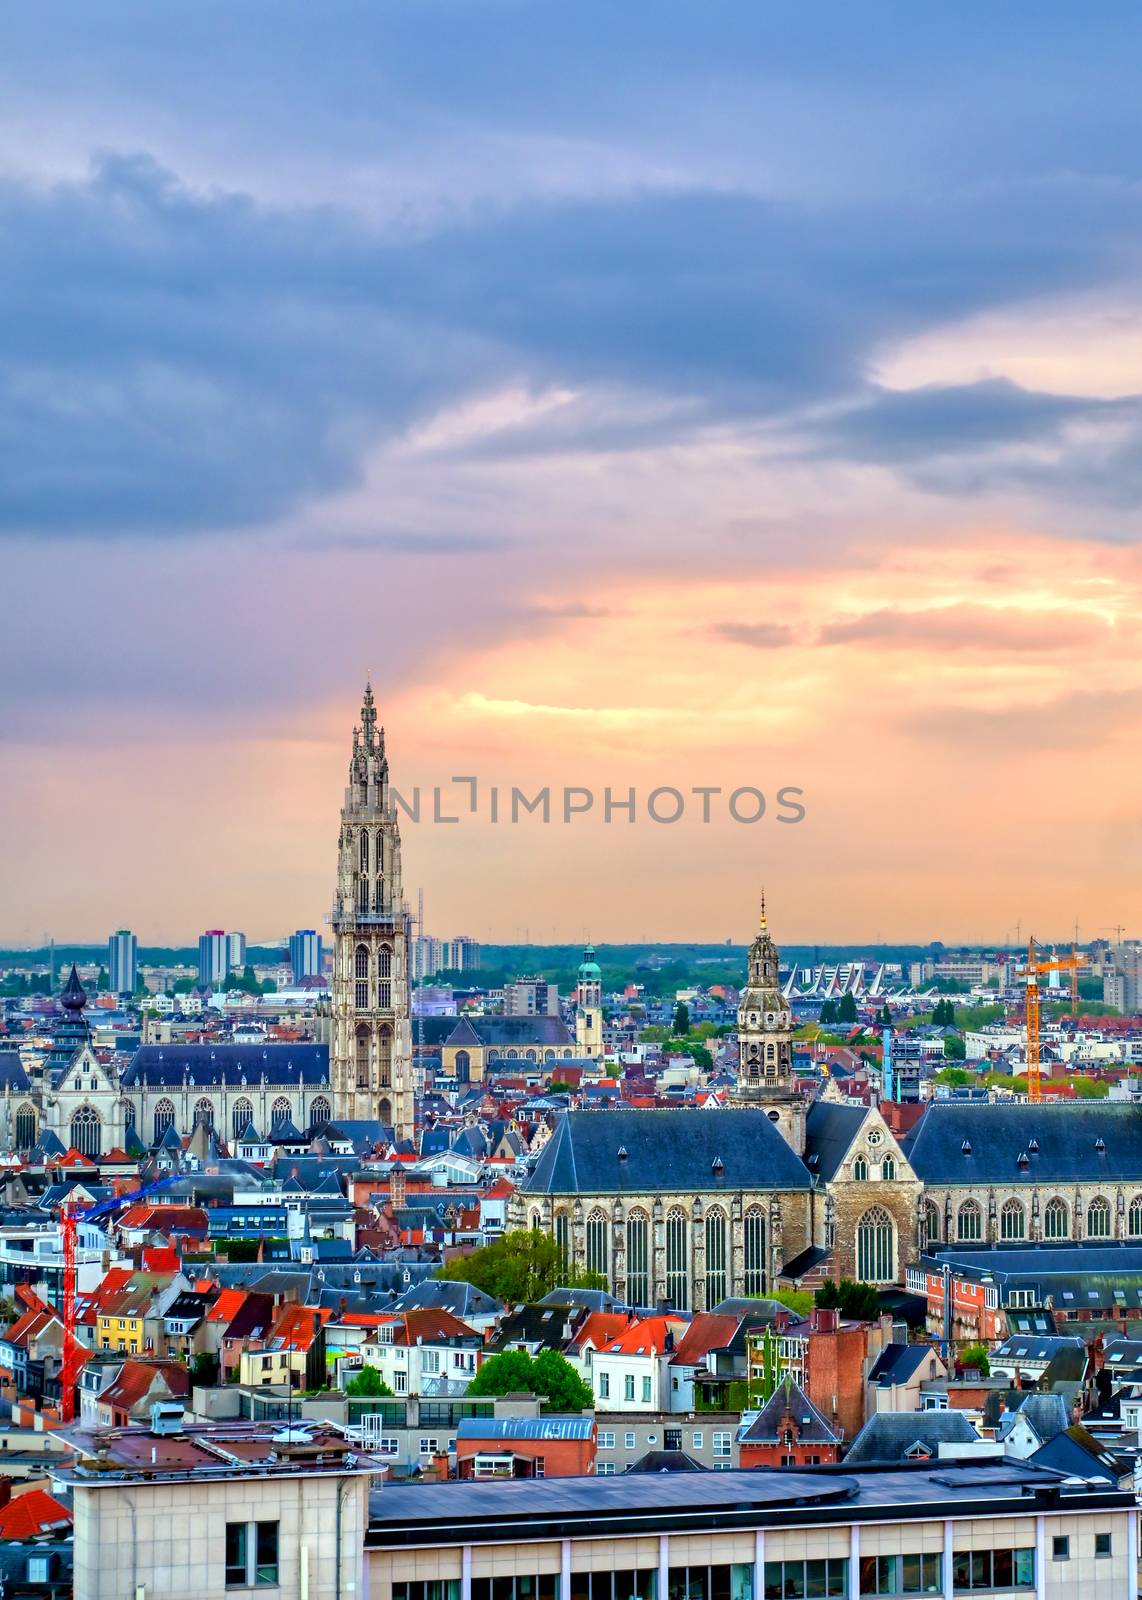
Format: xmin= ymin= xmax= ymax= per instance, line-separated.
xmin=1017 ymin=938 xmax=1088 ymax=1105
xmin=59 ymin=1171 xmax=179 ymax=1422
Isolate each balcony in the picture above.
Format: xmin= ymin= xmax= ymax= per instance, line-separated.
xmin=330 ymin=905 xmax=402 ymax=927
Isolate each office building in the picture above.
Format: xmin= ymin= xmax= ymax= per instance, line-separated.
xmin=290 ymin=929 xmax=324 ymax=984
xmin=451 ymin=935 xmax=481 ymax=972
xmin=197 ymin=930 xmax=228 ymax=988
xmin=227 ymin=930 xmax=247 ymax=972
xmin=107 ymin=930 xmax=137 ymax=997
xmin=504 ymin=977 xmax=560 ymax=1017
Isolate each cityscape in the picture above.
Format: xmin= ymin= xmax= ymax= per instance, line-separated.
xmin=4 ymin=3 xmax=1142 ymax=1599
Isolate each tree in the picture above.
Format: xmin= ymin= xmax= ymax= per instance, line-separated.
xmin=1071 ymin=1075 xmax=1110 ymax=1100
xmin=943 ymin=1034 xmax=966 ymax=1060
xmin=935 ymin=1066 xmax=970 ymax=1087
xmin=435 ymin=1229 xmax=606 ymax=1303
xmin=672 ymin=1002 xmax=690 ymax=1036
xmin=816 ymin=1279 xmax=881 ymax=1320
xmin=768 ymin=1287 xmax=813 ymax=1317
xmin=836 ymin=992 xmax=858 ymax=1024
xmin=468 ymin=1348 xmax=593 ymax=1412
xmin=547 ymin=1080 xmax=576 ymax=1096
xmin=958 ymin=1342 xmax=991 ymax=1377
xmin=676 ymin=1041 xmax=713 ymax=1072
xmin=819 ymin=1000 xmax=838 ymax=1025
xmin=345 ymin=1366 xmax=395 ymax=1397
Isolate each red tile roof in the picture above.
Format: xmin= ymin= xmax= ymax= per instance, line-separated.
xmin=600 ymin=1315 xmax=687 ymax=1356
xmin=0 ymin=1489 xmax=72 ymax=1540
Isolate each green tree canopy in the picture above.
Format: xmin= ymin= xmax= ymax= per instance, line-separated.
xmin=345 ymin=1366 xmax=395 ymax=1397
xmin=943 ymin=1034 xmax=966 ymax=1060
xmin=815 ymin=1279 xmax=881 ymax=1320
xmin=836 ymin=992 xmax=858 ymax=1023
xmin=958 ymin=1342 xmax=991 ymax=1376
xmin=672 ymin=1001 xmax=691 ymax=1036
xmin=435 ymin=1230 xmax=606 ymax=1303
xmin=467 ymin=1348 xmax=592 ymax=1412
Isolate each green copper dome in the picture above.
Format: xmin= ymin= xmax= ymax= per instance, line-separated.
xmin=578 ymin=943 xmax=602 ymax=979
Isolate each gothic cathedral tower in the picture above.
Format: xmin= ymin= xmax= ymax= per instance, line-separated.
xmin=731 ymin=898 xmax=805 ymax=1154
xmin=330 ymin=684 xmax=414 ymax=1143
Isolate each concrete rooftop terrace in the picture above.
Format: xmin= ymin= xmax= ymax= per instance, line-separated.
xmin=52 ymin=1421 xmax=383 ymax=1485
xmin=367 ymin=1461 xmax=1133 ymax=1547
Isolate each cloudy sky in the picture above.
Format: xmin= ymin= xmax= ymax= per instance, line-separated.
xmin=3 ymin=0 xmax=1142 ymax=947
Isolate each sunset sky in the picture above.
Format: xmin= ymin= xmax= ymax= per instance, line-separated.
xmin=3 ymin=2 xmax=1142 ymax=947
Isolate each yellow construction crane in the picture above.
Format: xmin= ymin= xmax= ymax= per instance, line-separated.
xmin=1017 ymin=938 xmax=1087 ymax=1103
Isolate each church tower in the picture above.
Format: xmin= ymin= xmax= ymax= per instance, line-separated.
xmin=575 ymin=944 xmax=603 ymax=1060
xmin=731 ymin=898 xmax=804 ymax=1154
xmin=330 ymin=684 xmax=414 ymax=1143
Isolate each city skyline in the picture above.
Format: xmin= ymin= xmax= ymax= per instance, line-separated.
xmin=4 ymin=5 xmax=1142 ymax=943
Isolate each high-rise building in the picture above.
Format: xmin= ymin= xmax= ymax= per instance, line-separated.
xmin=290 ymin=929 xmax=325 ymax=985
xmin=412 ymin=935 xmax=442 ymax=982
xmin=329 ymin=684 xmax=413 ymax=1140
xmin=198 ymin=930 xmax=228 ymax=988
xmin=451 ymin=935 xmax=481 ymax=972
xmin=108 ymin=929 xmax=138 ymax=996
xmin=227 ymin=931 xmax=247 ymax=972
xmin=505 ymin=977 xmax=560 ymax=1017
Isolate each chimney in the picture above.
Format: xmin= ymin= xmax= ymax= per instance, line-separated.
xmin=390 ymin=1168 xmax=407 ymax=1210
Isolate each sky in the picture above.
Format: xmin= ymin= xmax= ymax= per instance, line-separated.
xmin=3 ymin=1 xmax=1142 ymax=948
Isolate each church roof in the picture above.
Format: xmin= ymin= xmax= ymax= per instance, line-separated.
xmin=0 ymin=1053 xmax=31 ymax=1092
xmin=523 ymin=1109 xmax=811 ymax=1196
xmin=121 ymin=1042 xmax=330 ymax=1088
xmin=803 ymin=1102 xmax=870 ymax=1181
xmin=445 ymin=1016 xmax=573 ymax=1048
xmin=905 ymin=1101 xmax=1142 ymax=1186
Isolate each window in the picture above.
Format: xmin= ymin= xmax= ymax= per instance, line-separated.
xmin=627 ymin=1211 xmax=650 ymax=1307
xmin=555 ymin=1212 xmax=569 ymax=1266
xmin=470 ymin=1580 xmax=558 ymax=1600
xmin=852 ymin=1156 xmax=869 ymax=1182
xmin=642 ymin=1375 xmax=652 ymax=1403
xmin=153 ymin=1099 xmax=176 ymax=1143
xmin=1044 ymin=1197 xmax=1068 ymax=1239
xmin=856 ymin=1206 xmax=895 ymax=1283
xmin=952 ymin=1548 xmax=1033 ymax=1591
xmin=599 ymin=1372 xmax=610 ymax=1399
xmin=419 ymin=1437 xmax=439 ymax=1455
xmin=958 ymin=1200 xmax=982 ymax=1242
xmin=859 ymin=1554 xmax=941 ymax=1594
xmin=309 ymin=1094 xmax=331 ymax=1129
xmin=666 ymin=1208 xmax=689 ymax=1311
xmin=421 ymin=1351 xmax=440 ymax=1374
xmin=880 ymin=1157 xmax=896 ymax=1182
xmin=355 ymin=1024 xmax=370 ymax=1088
xmin=625 ymin=1374 xmax=635 ymax=1402
xmin=1052 ymin=1537 xmax=1069 ymax=1561
xmin=625 ymin=1430 xmax=636 ymax=1448
xmin=192 ymin=1097 xmax=214 ymax=1132
xmin=744 ymin=1207 xmax=766 ymax=1297
xmin=665 ymin=1428 xmax=682 ymax=1451
xmin=598 ymin=1431 xmax=615 ymax=1449
xmin=597 ymin=1461 xmax=615 ymax=1475
xmin=378 ymin=1024 xmax=393 ymax=1087
xmin=923 ymin=1202 xmax=940 ymax=1246
xmin=70 ymin=1105 xmax=102 ymax=1158
xmin=1087 ymin=1197 xmax=1112 ymax=1238
xmin=13 ymin=1104 xmax=36 ymax=1150
xmin=271 ymin=1095 xmax=291 ymax=1128
xmin=670 ymin=1568 xmax=752 ymax=1600
xmin=705 ymin=1208 xmax=728 ymax=1309
xmin=1095 ymin=1534 xmax=1112 ymax=1557
xmin=712 ymin=1430 xmax=732 ymax=1459
xmin=1129 ymin=1197 xmax=1142 ymax=1237
xmin=586 ymin=1210 xmax=609 ymax=1279
xmin=1000 ymin=1198 xmax=1025 ymax=1240
xmin=764 ymin=1561 xmax=848 ymax=1600
xmin=392 ymin=1585 xmax=462 ymax=1600
xmin=692 ymin=1431 xmax=703 ymax=1449
xmin=225 ymin=1521 xmax=279 ymax=1588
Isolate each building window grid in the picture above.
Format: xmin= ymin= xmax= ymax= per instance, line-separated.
xmin=951 ymin=1548 xmax=1034 ymax=1592
xmin=859 ymin=1553 xmax=941 ymax=1596
xmin=705 ymin=1209 xmax=728 ymax=1309
xmin=665 ymin=1209 xmax=689 ymax=1311
xmin=763 ymin=1559 xmax=848 ymax=1600
xmin=586 ymin=1210 xmax=609 ymax=1280
xmin=743 ymin=1208 xmax=767 ymax=1296
xmin=627 ymin=1212 xmax=650 ymax=1307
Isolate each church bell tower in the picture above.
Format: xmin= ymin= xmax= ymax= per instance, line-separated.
xmin=731 ymin=897 xmax=804 ymax=1153
xmin=330 ymin=684 xmax=414 ymax=1143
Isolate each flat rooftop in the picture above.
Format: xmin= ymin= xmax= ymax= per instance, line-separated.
xmin=52 ymin=1422 xmax=382 ymax=1487
xmin=367 ymin=1461 xmax=1132 ymax=1547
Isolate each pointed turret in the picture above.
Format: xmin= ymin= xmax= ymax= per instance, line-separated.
xmin=60 ymin=965 xmax=87 ymax=1014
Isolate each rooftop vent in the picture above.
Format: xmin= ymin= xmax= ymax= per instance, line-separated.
xmin=1095 ymin=1138 xmax=1106 ymax=1154
xmin=617 ymin=1146 xmax=628 ymax=1162
xmin=712 ymin=1156 xmax=725 ymax=1177
xmin=1017 ymin=1152 xmax=1030 ymax=1171
xmin=1028 ymin=1139 xmax=1039 ymax=1154
xmin=961 ymin=1140 xmax=972 ymax=1156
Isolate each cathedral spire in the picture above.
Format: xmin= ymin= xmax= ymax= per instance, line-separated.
xmin=361 ymin=680 xmax=379 ymax=754
xmin=760 ymin=889 xmax=767 ymax=932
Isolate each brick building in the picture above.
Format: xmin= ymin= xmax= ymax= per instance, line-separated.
xmin=455 ymin=1415 xmax=596 ymax=1478
xmin=738 ymin=1378 xmax=842 ymax=1467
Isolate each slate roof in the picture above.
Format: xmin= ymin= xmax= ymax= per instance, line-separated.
xmin=456 ymin=1417 xmax=594 ymax=1441
xmin=523 ymin=1110 xmax=812 ymax=1196
xmin=905 ymin=1102 xmax=1142 ymax=1186
xmin=997 ymin=1392 xmax=1069 ymax=1445
xmin=740 ymin=1379 xmax=841 ymax=1446
xmin=393 ymin=1280 xmax=503 ymax=1319
xmin=1029 ymin=1425 xmax=1124 ymax=1482
xmin=445 ymin=1016 xmax=574 ymax=1049
xmin=121 ymin=1043 xmax=330 ymax=1088
xmin=867 ymin=1344 xmax=944 ymax=1387
xmin=921 ymin=1244 xmax=1142 ymax=1309
xmin=803 ymin=1103 xmax=869 ymax=1182
xmin=0 ymin=1052 xmax=31 ymax=1091
xmin=843 ymin=1409 xmax=980 ymax=1464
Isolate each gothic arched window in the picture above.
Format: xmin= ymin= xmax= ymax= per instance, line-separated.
xmin=665 ymin=1208 xmax=689 ymax=1311
xmin=71 ymin=1106 xmax=102 ymax=1159
xmin=271 ymin=1096 xmax=291 ymax=1127
xmin=586 ymin=1209 xmax=609 ymax=1280
xmin=958 ymin=1200 xmax=982 ymax=1242
xmin=554 ymin=1211 xmax=569 ymax=1267
xmin=14 ymin=1103 xmax=36 ymax=1151
xmin=193 ymin=1097 xmax=214 ymax=1131
xmin=1044 ymin=1197 xmax=1069 ymax=1239
xmin=378 ymin=1024 xmax=393 ymax=1087
xmin=355 ymin=945 xmax=369 ymax=1011
xmin=1000 ymin=1199 xmax=1025 ymax=1240
xmin=359 ymin=830 xmax=369 ymax=875
xmin=455 ymin=1050 xmax=471 ymax=1083
xmin=705 ymin=1208 xmax=728 ymax=1309
xmin=856 ymin=1205 xmax=895 ymax=1283
xmin=232 ymin=1097 xmax=254 ymax=1139
xmin=923 ymin=1201 xmax=941 ymax=1246
xmin=378 ymin=944 xmax=392 ymax=1008
xmin=880 ymin=1156 xmax=896 ymax=1182
xmin=153 ymin=1099 xmax=176 ymax=1143
xmin=378 ymin=1096 xmax=392 ymax=1127
xmin=355 ymin=1024 xmax=370 ymax=1089
xmin=852 ymin=1156 xmax=868 ymax=1182
xmin=626 ymin=1211 xmax=649 ymax=1307
xmin=1087 ymin=1196 xmax=1112 ymax=1238
xmin=743 ymin=1207 xmax=766 ymax=1296
xmin=310 ymin=1095 xmax=332 ymax=1129
xmin=1129 ymin=1197 xmax=1142 ymax=1237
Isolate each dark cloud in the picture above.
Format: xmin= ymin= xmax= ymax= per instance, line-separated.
xmin=713 ymin=622 xmax=796 ymax=649
xmin=818 ymin=604 xmax=1112 ymax=652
